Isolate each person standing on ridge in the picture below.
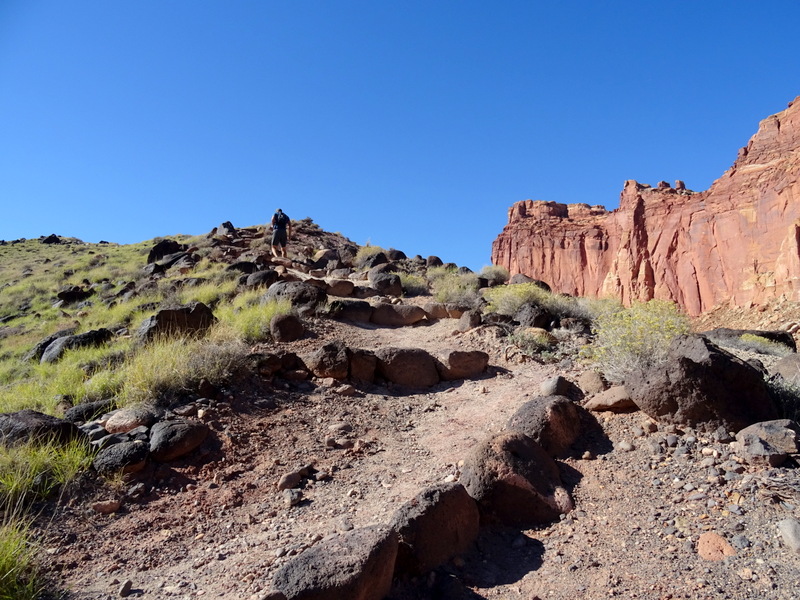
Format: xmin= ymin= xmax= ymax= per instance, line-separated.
xmin=270 ymin=208 xmax=292 ymax=258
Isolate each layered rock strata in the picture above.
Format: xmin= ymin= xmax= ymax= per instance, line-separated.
xmin=491 ymin=97 xmax=800 ymax=315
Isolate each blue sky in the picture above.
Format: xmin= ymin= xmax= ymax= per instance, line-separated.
xmin=1 ymin=1 xmax=798 ymax=270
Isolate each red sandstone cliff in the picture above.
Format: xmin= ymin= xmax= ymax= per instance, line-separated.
xmin=491 ymin=97 xmax=800 ymax=316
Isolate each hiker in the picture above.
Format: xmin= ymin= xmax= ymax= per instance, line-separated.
xmin=270 ymin=208 xmax=292 ymax=258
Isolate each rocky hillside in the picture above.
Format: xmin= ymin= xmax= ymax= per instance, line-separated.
xmin=492 ymin=96 xmax=800 ymax=316
xmin=1 ymin=220 xmax=800 ymax=600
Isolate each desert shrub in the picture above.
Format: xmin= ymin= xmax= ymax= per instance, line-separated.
xmin=215 ymin=293 xmax=292 ymax=343
xmin=0 ymin=439 xmax=93 ymax=512
xmin=766 ymin=375 xmax=800 ymax=423
xmin=425 ymin=265 xmax=456 ymax=282
xmin=483 ymin=282 xmax=592 ymax=321
xmin=589 ymin=299 xmax=690 ymax=384
xmin=479 ymin=265 xmax=510 ymax=284
xmin=734 ymin=333 xmax=794 ymax=357
xmin=399 ymin=273 xmax=428 ymax=297
xmin=177 ymin=279 xmax=238 ymax=307
xmin=508 ymin=328 xmax=556 ymax=356
xmin=354 ymin=244 xmax=387 ymax=267
xmin=0 ymin=519 xmax=40 ymax=600
xmin=120 ymin=336 xmax=248 ymax=406
xmin=430 ymin=271 xmax=480 ymax=306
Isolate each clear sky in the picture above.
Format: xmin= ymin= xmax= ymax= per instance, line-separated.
xmin=1 ymin=1 xmax=798 ymax=270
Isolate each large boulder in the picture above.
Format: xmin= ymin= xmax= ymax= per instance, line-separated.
xmin=24 ymin=327 xmax=77 ymax=361
xmin=389 ymin=482 xmax=479 ymax=576
xmin=370 ymin=304 xmax=427 ymax=327
xmin=375 ymin=348 xmax=439 ymax=387
xmin=149 ymin=419 xmax=209 ymax=462
xmin=263 ymin=281 xmax=327 ymax=312
xmin=147 ymin=239 xmax=186 ymax=264
xmin=348 ymin=349 xmax=377 ymax=383
xmin=369 ymin=273 xmax=402 ymax=297
xmin=506 ymin=395 xmax=582 ymax=457
xmin=0 ymin=410 xmax=81 ymax=446
xmin=136 ymin=302 xmax=217 ymax=342
xmin=435 ymin=350 xmax=489 ymax=380
xmin=514 ymin=303 xmax=554 ymax=329
xmin=104 ymin=405 xmax=159 ymax=434
xmin=246 ymin=269 xmax=280 ymax=289
xmin=460 ymin=431 xmax=573 ymax=527
xmin=627 ymin=334 xmax=778 ymax=432
xmin=326 ymin=279 xmax=355 ymax=297
xmin=40 ymin=328 xmax=114 ymax=364
xmin=328 ymin=300 xmax=374 ymax=323
xmin=64 ymin=399 xmax=116 ymax=424
xmin=93 ymin=440 xmax=149 ymax=474
xmin=270 ymin=525 xmax=397 ymax=600
xmin=56 ymin=285 xmax=94 ymax=305
xmin=304 ymin=341 xmax=349 ymax=380
xmin=271 ymin=314 xmax=305 ymax=342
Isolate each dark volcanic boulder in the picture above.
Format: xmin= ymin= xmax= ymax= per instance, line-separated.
xmin=64 ymin=399 xmax=116 ymax=424
xmin=375 ymin=347 xmax=439 ymax=387
xmin=460 ymin=431 xmax=573 ymax=526
xmin=147 ymin=239 xmax=186 ymax=264
xmin=24 ymin=327 xmax=77 ymax=361
xmin=270 ymin=525 xmax=397 ymax=600
xmin=628 ymin=334 xmax=778 ymax=432
xmin=246 ymin=269 xmax=280 ymax=289
xmin=40 ymin=328 xmax=114 ymax=363
xmin=389 ymin=482 xmax=479 ymax=576
xmin=435 ymin=350 xmax=489 ymax=380
xmin=328 ymin=300 xmax=374 ymax=323
xmin=304 ymin=341 xmax=349 ymax=379
xmin=56 ymin=286 xmax=94 ymax=305
xmin=227 ymin=261 xmax=258 ymax=274
xmin=93 ymin=440 xmax=149 ymax=474
xmin=514 ymin=303 xmax=554 ymax=329
xmin=271 ymin=314 xmax=305 ymax=342
xmin=41 ymin=234 xmax=62 ymax=244
xmin=149 ymin=419 xmax=209 ymax=462
xmin=369 ymin=273 xmax=402 ymax=297
xmin=370 ymin=304 xmax=426 ymax=327
xmin=136 ymin=302 xmax=217 ymax=342
xmin=506 ymin=395 xmax=582 ymax=457
xmin=263 ymin=281 xmax=327 ymax=312
xmin=348 ymin=348 xmax=377 ymax=383
xmin=0 ymin=409 xmax=81 ymax=446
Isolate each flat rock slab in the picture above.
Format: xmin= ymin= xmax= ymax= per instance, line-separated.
xmin=271 ymin=524 xmax=397 ymax=600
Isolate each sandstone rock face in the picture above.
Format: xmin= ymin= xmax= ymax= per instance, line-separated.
xmin=492 ymin=97 xmax=800 ymax=315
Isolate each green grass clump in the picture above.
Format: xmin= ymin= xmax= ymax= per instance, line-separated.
xmin=119 ymin=335 xmax=247 ymax=406
xmin=429 ymin=270 xmax=480 ymax=306
xmin=399 ymin=273 xmax=428 ymax=297
xmin=214 ymin=292 xmax=292 ymax=344
xmin=0 ymin=519 xmax=40 ymax=600
xmin=177 ymin=278 xmax=238 ymax=307
xmin=478 ymin=265 xmax=509 ymax=284
xmin=508 ymin=328 xmax=556 ymax=356
xmin=589 ymin=299 xmax=690 ymax=384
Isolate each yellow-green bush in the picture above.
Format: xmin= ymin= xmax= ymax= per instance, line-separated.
xmin=119 ymin=335 xmax=248 ymax=406
xmin=430 ymin=271 xmax=480 ymax=306
xmin=399 ymin=273 xmax=428 ymax=296
xmin=508 ymin=328 xmax=556 ymax=355
xmin=736 ymin=333 xmax=794 ymax=357
xmin=483 ymin=282 xmax=591 ymax=320
xmin=215 ymin=292 xmax=292 ymax=343
xmin=589 ymin=299 xmax=690 ymax=383
xmin=478 ymin=265 xmax=509 ymax=284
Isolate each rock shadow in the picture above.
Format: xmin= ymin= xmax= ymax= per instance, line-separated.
xmin=570 ymin=407 xmax=614 ymax=458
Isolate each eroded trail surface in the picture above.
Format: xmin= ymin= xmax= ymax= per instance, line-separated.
xmin=41 ymin=317 xmax=800 ymax=599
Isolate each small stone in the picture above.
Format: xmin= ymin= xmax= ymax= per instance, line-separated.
xmin=282 ymin=489 xmax=303 ymax=507
xmin=617 ymin=441 xmax=634 ymax=452
xmin=665 ymin=434 xmax=679 ymax=448
xmin=697 ymin=532 xmax=736 ymax=561
xmin=119 ymin=580 xmax=133 ymax=597
xmin=777 ymin=518 xmax=800 ymax=554
xmin=92 ymin=499 xmax=122 ymax=514
xmin=277 ymin=472 xmax=302 ymax=490
xmin=581 ymin=450 xmax=595 ymax=460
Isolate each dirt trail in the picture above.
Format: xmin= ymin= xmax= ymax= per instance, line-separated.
xmin=40 ymin=315 xmax=800 ymax=599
